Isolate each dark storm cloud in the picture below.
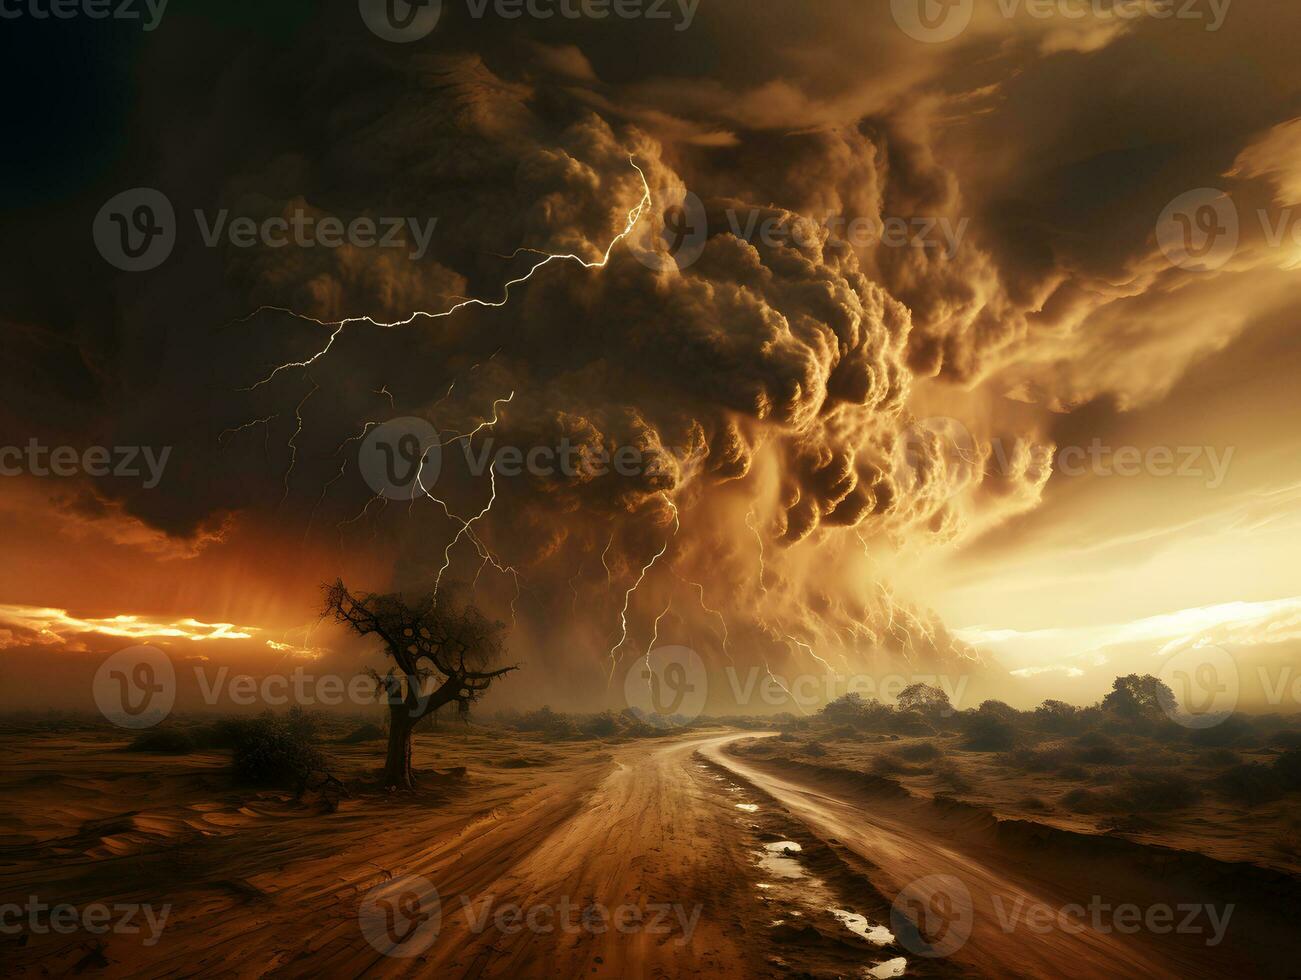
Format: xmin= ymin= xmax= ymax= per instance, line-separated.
xmin=5 ymin=0 xmax=1301 ymax=702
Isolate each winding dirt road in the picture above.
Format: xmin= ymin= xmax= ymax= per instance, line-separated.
xmin=4 ymin=730 xmax=1293 ymax=978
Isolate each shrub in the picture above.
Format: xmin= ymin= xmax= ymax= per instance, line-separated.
xmin=337 ymin=723 xmax=385 ymax=744
xmin=1274 ymin=749 xmax=1301 ymax=791
xmin=1269 ymin=731 xmax=1301 ymax=751
xmin=871 ymin=753 xmax=910 ymax=775
xmin=1063 ymin=769 xmax=1199 ymax=814
xmin=578 ymin=711 xmax=626 ymax=737
xmin=1188 ymin=714 xmax=1254 ymax=747
xmin=1007 ymin=747 xmax=1067 ymax=772
xmin=962 ymin=714 xmax=1019 ymax=752
xmin=933 ymin=762 xmax=973 ymax=793
xmin=1211 ymin=764 xmax=1283 ymax=807
xmin=1199 ymin=748 xmax=1239 ymax=767
xmin=897 ymin=741 xmax=941 ymax=762
xmin=229 ymin=709 xmax=331 ymax=791
xmin=1071 ymin=733 xmax=1127 ymax=765
xmin=127 ymin=727 xmax=197 ymax=754
xmin=515 ymin=706 xmax=580 ymax=740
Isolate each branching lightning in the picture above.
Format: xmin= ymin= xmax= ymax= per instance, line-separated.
xmin=225 ymin=157 xmax=654 ymax=642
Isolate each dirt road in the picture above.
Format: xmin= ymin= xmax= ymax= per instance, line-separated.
xmin=4 ymin=730 xmax=1292 ymax=978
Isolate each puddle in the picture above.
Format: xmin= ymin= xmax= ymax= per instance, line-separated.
xmin=757 ymin=840 xmax=806 ymax=879
xmin=830 ymin=907 xmax=894 ymax=945
xmin=865 ymin=957 xmax=908 ymax=978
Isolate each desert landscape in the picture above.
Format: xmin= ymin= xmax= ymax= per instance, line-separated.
xmin=5 ymin=1 xmax=1301 ymax=977
xmin=3 ymin=681 xmax=1299 ymax=977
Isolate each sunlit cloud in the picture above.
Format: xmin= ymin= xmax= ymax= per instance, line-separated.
xmin=0 ymin=604 xmax=260 ymax=647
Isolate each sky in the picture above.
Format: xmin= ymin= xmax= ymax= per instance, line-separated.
xmin=1 ymin=0 xmax=1299 ymax=717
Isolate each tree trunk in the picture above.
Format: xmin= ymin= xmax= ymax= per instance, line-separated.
xmin=384 ymin=706 xmax=415 ymax=790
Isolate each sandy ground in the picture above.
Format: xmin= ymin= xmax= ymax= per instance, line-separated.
xmin=1 ymin=728 xmax=1297 ymax=978
xmin=751 ymin=731 xmax=1301 ymax=875
xmin=0 ymin=729 xmax=915 ymax=978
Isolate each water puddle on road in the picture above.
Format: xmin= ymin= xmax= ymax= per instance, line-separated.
xmin=864 ymin=956 xmax=908 ymax=978
xmin=830 ymin=907 xmax=893 ymax=944
xmin=697 ymin=755 xmax=905 ymax=977
xmin=757 ymin=840 xmax=806 ymax=878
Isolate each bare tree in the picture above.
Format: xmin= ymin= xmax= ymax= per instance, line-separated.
xmin=322 ymin=580 xmax=518 ymax=790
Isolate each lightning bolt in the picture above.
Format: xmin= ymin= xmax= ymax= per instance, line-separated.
xmin=745 ymin=507 xmax=769 ymax=596
xmin=785 ymin=633 xmax=834 ymax=674
xmin=237 ymin=157 xmax=652 ymax=391
xmin=677 ymin=571 xmax=733 ymax=666
xmin=231 ymin=157 xmax=653 ymax=637
xmin=606 ymin=494 xmax=680 ymax=681
xmin=642 ymin=597 xmax=673 ymax=701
